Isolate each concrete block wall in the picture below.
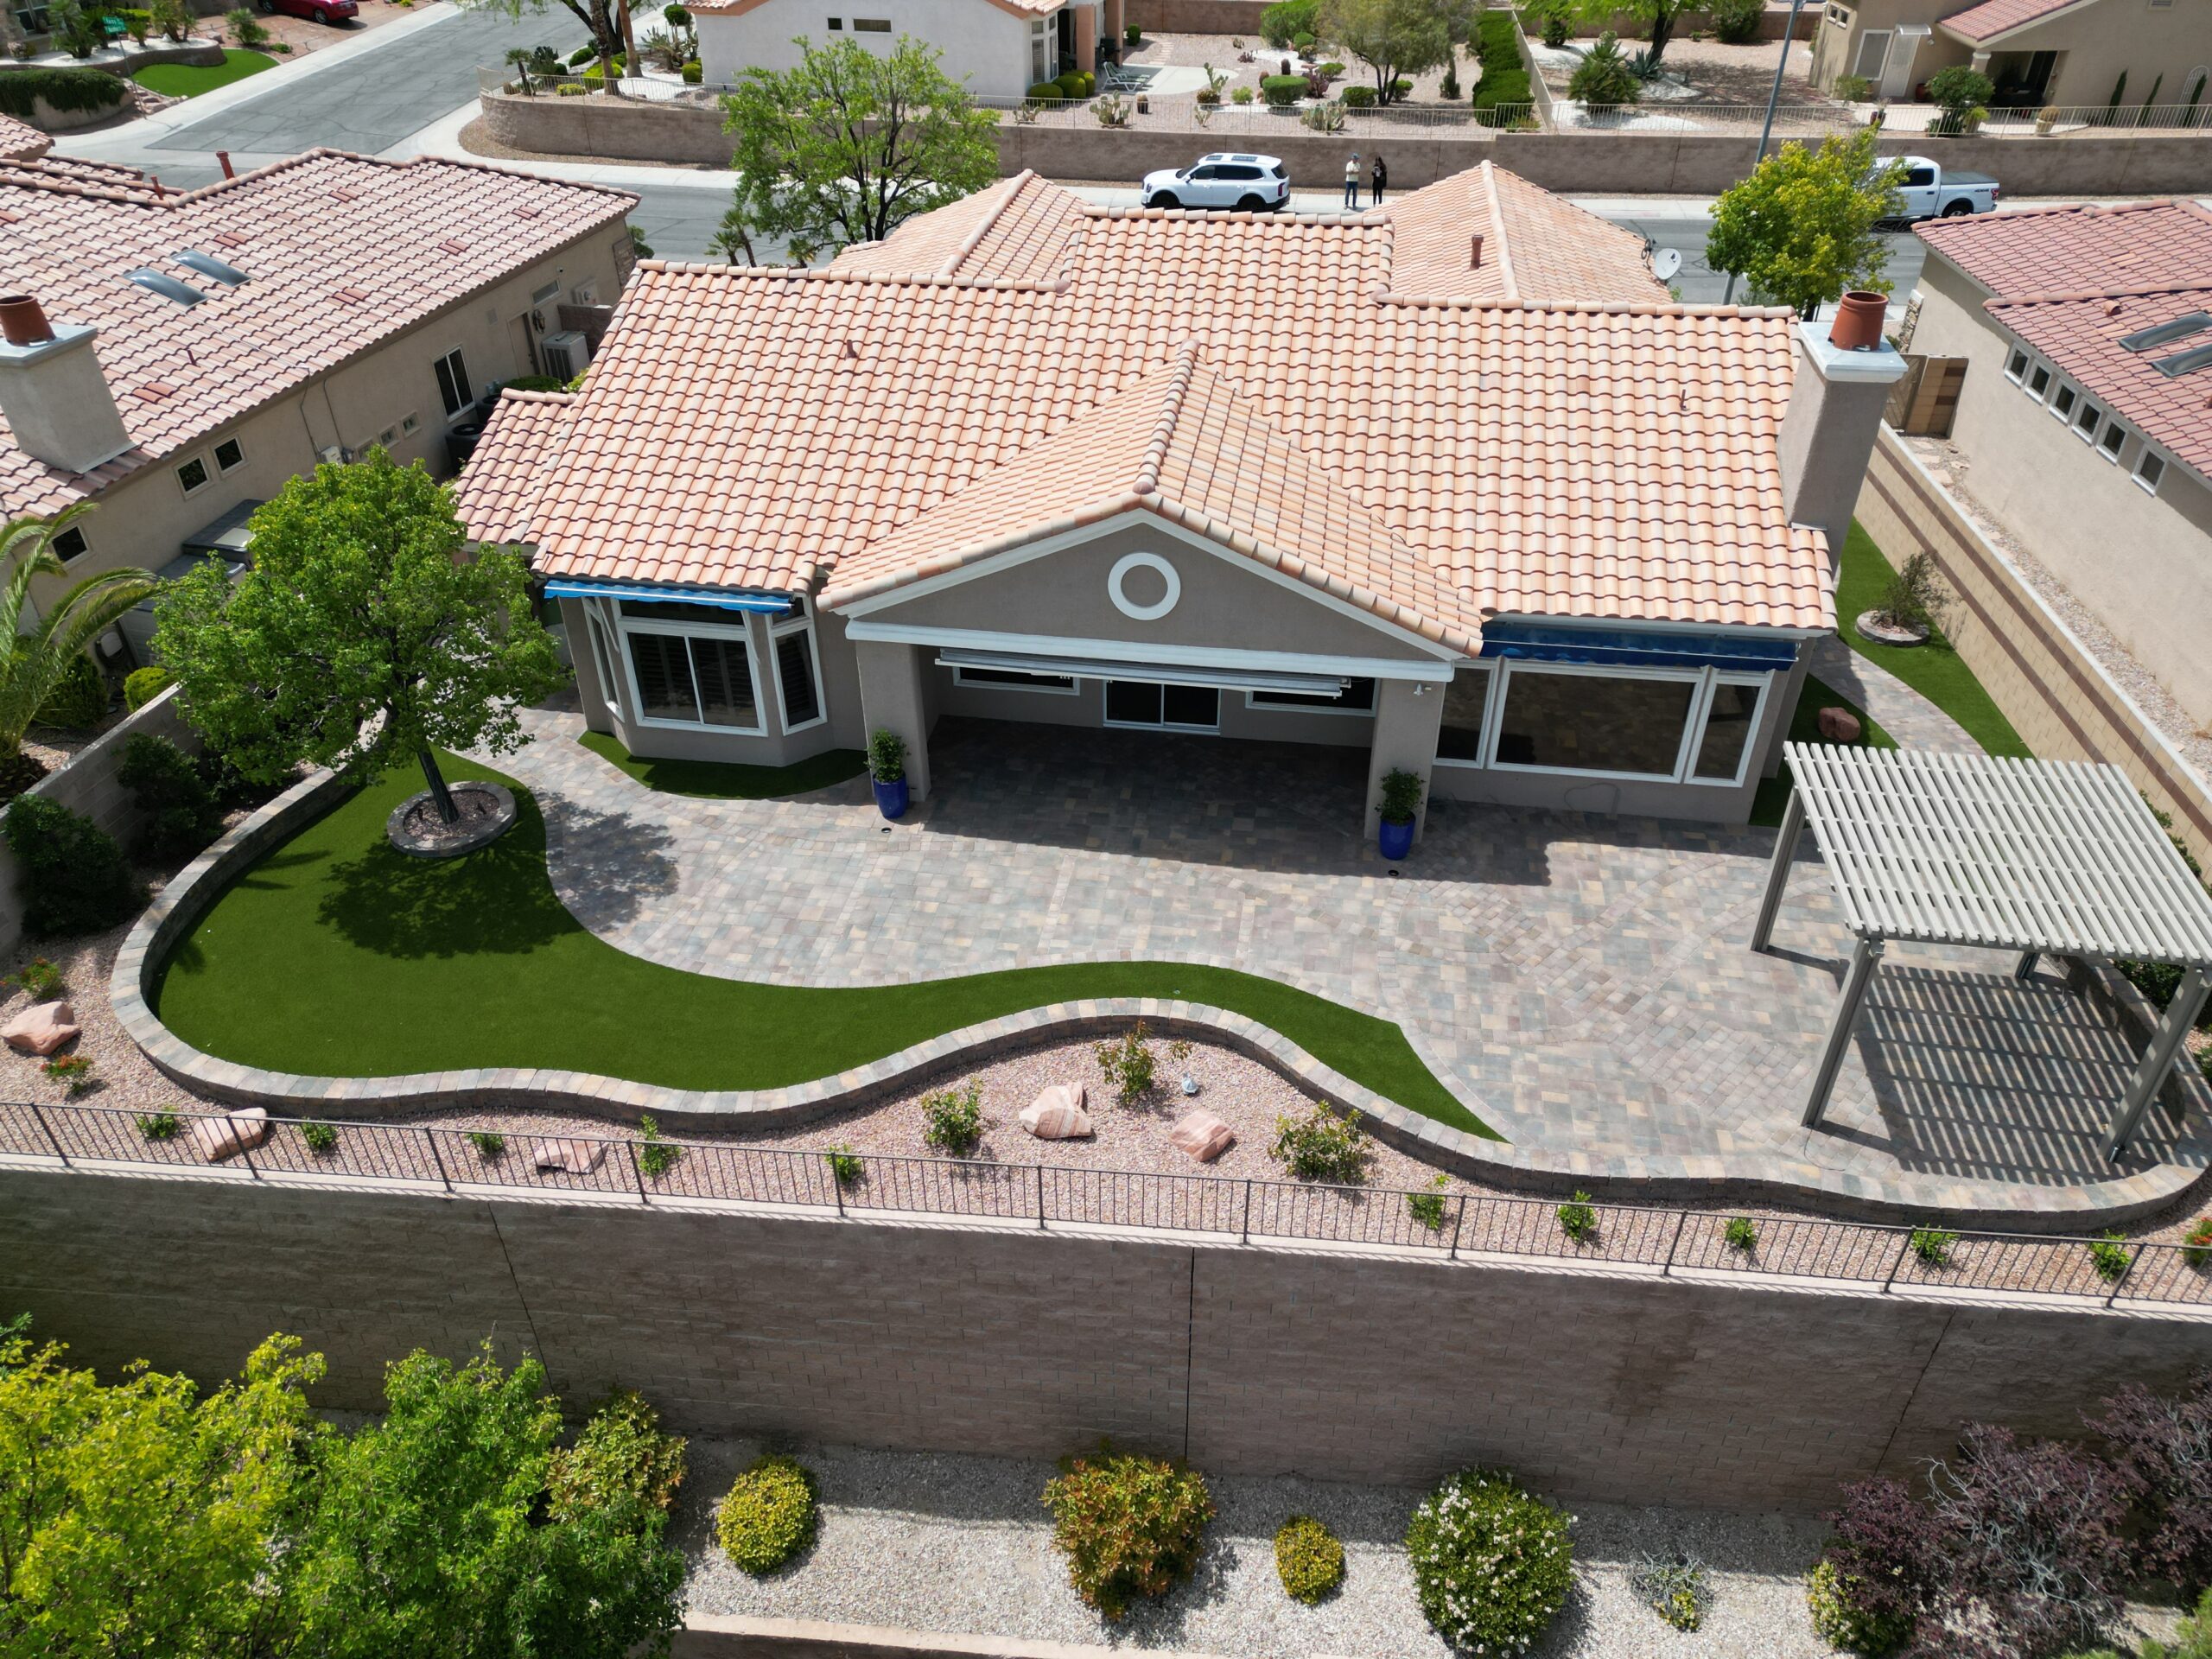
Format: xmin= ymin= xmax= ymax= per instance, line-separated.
xmin=7 ymin=1165 xmax=2210 ymax=1513
xmin=3 ymin=687 xmax=202 ymax=961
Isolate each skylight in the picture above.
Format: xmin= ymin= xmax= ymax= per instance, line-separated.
xmin=2120 ymin=312 xmax=2212 ymax=353
xmin=2152 ymin=340 xmax=2212 ymax=378
xmin=127 ymin=269 xmax=206 ymax=306
xmin=174 ymin=249 xmax=249 ymax=286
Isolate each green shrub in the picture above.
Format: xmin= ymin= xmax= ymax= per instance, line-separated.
xmin=1632 ymin=1555 xmax=1710 ymax=1631
xmin=1406 ymin=1469 xmax=1573 ymax=1654
xmin=1124 ymin=22 xmax=1139 ymax=42
xmin=35 ymin=652 xmax=109 ymax=731
xmin=922 ymin=1079 xmax=983 ymax=1154
xmin=1535 ymin=0 xmax=1570 ymax=48
xmin=867 ymin=727 xmax=906 ymax=782
xmin=1568 ymin=32 xmax=1641 ymax=106
xmin=3 ymin=795 xmax=140 ymax=938
xmin=118 ymin=732 xmax=224 ymax=856
xmin=1341 ymin=82 xmax=1376 ymax=106
xmin=2185 ymin=1216 xmax=2212 ymax=1270
xmin=228 ymin=7 xmax=270 ymax=45
xmin=1093 ymin=1022 xmax=1157 ymax=1107
xmin=825 ymin=1143 xmax=863 ymax=1186
xmin=1440 ymin=61 xmax=1459 ymax=99
xmin=681 ymin=59 xmax=701 ymax=82
xmin=1026 ymin=79 xmax=1065 ymax=103
xmin=1270 ymin=1101 xmax=1370 ymax=1184
xmin=555 ymin=81 xmax=588 ymax=94
xmin=2088 ymin=1231 xmax=2133 ymax=1282
xmin=301 ymin=1120 xmax=339 ymax=1154
xmin=1834 ymin=73 xmax=1873 ymax=100
xmin=118 ymin=6 xmax=151 ymax=41
xmin=1055 ymin=72 xmax=1084 ymax=98
xmin=1722 ymin=1215 xmax=1758 ymax=1253
xmin=467 ymin=1129 xmax=505 ymax=1159
xmin=715 ymin=1452 xmax=817 ymax=1573
xmin=1232 ymin=85 xmax=1255 ymax=103
xmin=1258 ymin=0 xmax=1315 ymax=48
xmin=1317 ymin=59 xmax=1344 ymax=76
xmin=1408 ymin=1173 xmax=1449 ymax=1230
xmin=1274 ymin=1513 xmax=1344 ymax=1603
xmin=1910 ymin=1226 xmax=1956 ymax=1268
xmin=1260 ymin=73 xmax=1306 ymax=106
xmin=1390 ymin=75 xmax=1411 ymax=96
xmin=637 ymin=1113 xmax=682 ymax=1177
xmin=1556 ymin=1190 xmax=1598 ymax=1243
xmin=42 ymin=1054 xmax=92 ymax=1096
xmin=0 ymin=67 xmax=125 ymax=118
xmin=1042 ymin=1446 xmax=1214 ymax=1621
xmin=123 ymin=666 xmax=175 ymax=713
xmin=9 ymin=957 xmax=64 ymax=1000
xmin=1708 ymin=0 xmax=1764 ymax=44
xmin=137 ymin=1111 xmax=181 ymax=1141
xmin=549 ymin=1389 xmax=688 ymax=1521
xmin=1376 ymin=766 xmax=1424 ymax=823
xmin=568 ymin=42 xmax=598 ymax=63
xmin=1806 ymin=1558 xmax=1910 ymax=1655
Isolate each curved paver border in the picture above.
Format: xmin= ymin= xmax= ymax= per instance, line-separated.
xmin=112 ymin=766 xmax=2209 ymax=1231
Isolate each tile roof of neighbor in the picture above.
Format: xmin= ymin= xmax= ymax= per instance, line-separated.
xmin=450 ymin=388 xmax=576 ymax=546
xmin=468 ymin=166 xmax=1830 ymax=639
xmin=1939 ymin=0 xmax=2095 ymax=43
xmin=0 ymin=148 xmax=636 ymax=520
xmin=1918 ymin=199 xmax=2212 ymax=483
xmin=690 ymin=0 xmax=1056 ymax=17
xmin=0 ymin=114 xmax=50 ymax=163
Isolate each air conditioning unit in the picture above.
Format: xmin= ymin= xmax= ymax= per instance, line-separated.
xmin=317 ymin=443 xmax=350 ymax=466
xmin=541 ymin=329 xmax=591 ymax=382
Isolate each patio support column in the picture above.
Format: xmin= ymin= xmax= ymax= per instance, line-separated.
xmin=2105 ymin=965 xmax=2210 ymax=1161
xmin=1363 ymin=676 xmax=1446 ymax=842
xmin=1103 ymin=0 xmax=1122 ymax=53
xmin=855 ymin=639 xmax=933 ymax=802
xmin=1073 ymin=5 xmax=1096 ymax=73
xmin=1751 ymin=787 xmax=1805 ymax=952
xmin=1803 ymin=934 xmax=1883 ymax=1129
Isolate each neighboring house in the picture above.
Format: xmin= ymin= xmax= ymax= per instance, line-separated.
xmin=1905 ymin=198 xmax=2212 ymax=732
xmin=692 ymin=0 xmax=1122 ymax=96
xmin=1808 ymin=0 xmax=2212 ymax=108
xmin=455 ymin=163 xmax=1904 ymax=833
xmin=0 ymin=146 xmax=637 ymax=660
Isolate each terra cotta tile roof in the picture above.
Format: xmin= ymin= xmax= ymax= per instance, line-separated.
xmin=0 ymin=115 xmax=50 ymax=164
xmin=480 ymin=168 xmax=1831 ymax=637
xmin=0 ymin=148 xmax=635 ymax=520
xmin=450 ymin=388 xmax=576 ymax=546
xmin=1939 ymin=0 xmax=2096 ymax=44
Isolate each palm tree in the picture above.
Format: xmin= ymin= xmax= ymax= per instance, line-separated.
xmin=504 ymin=45 xmax=538 ymax=94
xmin=2 ymin=506 xmax=160 ymax=772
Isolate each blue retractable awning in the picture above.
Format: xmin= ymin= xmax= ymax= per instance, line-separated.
xmin=542 ymin=580 xmax=791 ymax=614
xmin=1478 ymin=621 xmax=1799 ymax=672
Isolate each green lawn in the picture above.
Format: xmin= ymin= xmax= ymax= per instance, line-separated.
xmin=577 ymin=730 xmax=867 ymax=799
xmin=134 ymin=49 xmax=277 ymax=98
xmin=1836 ymin=519 xmax=2030 ymax=758
xmin=156 ymin=755 xmax=1494 ymax=1138
xmin=1751 ymin=672 xmax=1894 ymax=827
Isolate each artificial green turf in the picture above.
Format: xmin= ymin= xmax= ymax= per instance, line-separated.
xmin=577 ymin=730 xmax=867 ymax=799
xmin=134 ymin=49 xmax=277 ymax=98
xmin=1835 ymin=519 xmax=2031 ymax=759
xmin=156 ymin=754 xmax=1495 ymax=1138
xmin=1750 ymin=672 xmax=1894 ymax=827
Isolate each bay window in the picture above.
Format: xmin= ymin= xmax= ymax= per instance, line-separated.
xmin=772 ymin=610 xmax=826 ymax=733
xmin=615 ymin=598 xmax=763 ymax=731
xmin=1433 ymin=660 xmax=1771 ymax=788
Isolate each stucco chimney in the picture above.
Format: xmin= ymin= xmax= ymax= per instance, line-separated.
xmin=1776 ymin=304 xmax=1908 ymax=576
xmin=1469 ymin=232 xmax=1484 ymax=270
xmin=0 ymin=296 xmax=134 ymax=475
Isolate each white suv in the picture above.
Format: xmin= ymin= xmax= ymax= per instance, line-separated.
xmin=1140 ymin=154 xmax=1290 ymax=213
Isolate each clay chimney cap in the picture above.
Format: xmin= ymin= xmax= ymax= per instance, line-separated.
xmin=1828 ymin=290 xmax=1888 ymax=352
xmin=1469 ymin=232 xmax=1484 ymax=270
xmin=0 ymin=294 xmax=54 ymax=348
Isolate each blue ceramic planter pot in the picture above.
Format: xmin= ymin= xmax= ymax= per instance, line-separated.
xmin=873 ymin=775 xmax=910 ymax=821
xmin=1378 ymin=817 xmax=1414 ymax=861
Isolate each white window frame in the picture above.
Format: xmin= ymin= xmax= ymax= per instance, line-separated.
xmin=1685 ymin=671 xmax=1772 ymax=788
xmin=1243 ymin=679 xmax=1377 ymax=717
xmin=51 ymin=524 xmax=88 ymax=563
xmin=1432 ymin=660 xmax=1499 ymax=769
xmin=175 ymin=454 xmax=211 ymax=498
xmin=2074 ymin=396 xmax=2105 ymax=442
xmin=2025 ymin=361 xmax=2053 ymax=400
xmin=2005 ymin=346 xmax=2031 ymax=384
xmin=615 ymin=606 xmax=766 ymax=734
xmin=952 ymin=664 xmax=1080 ymax=696
xmin=1103 ymin=680 xmax=1222 ymax=735
xmin=2134 ymin=448 xmax=2168 ymax=496
xmin=2095 ymin=419 xmax=2128 ymax=463
xmin=1436 ymin=660 xmax=1773 ymax=787
xmin=433 ymin=346 xmax=473 ymax=423
xmin=2050 ymin=381 xmax=2078 ymax=422
xmin=583 ymin=598 xmax=624 ymax=719
xmin=769 ymin=609 xmax=829 ymax=734
xmin=213 ymin=435 xmax=245 ymax=474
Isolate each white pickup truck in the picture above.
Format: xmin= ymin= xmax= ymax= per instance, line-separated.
xmin=1889 ymin=155 xmax=2002 ymax=221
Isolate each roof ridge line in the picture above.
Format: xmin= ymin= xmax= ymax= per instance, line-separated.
xmin=943 ymin=169 xmax=1036 ymax=276
xmin=1478 ymin=159 xmax=1519 ymax=303
xmin=1132 ymin=341 xmax=1205 ymax=497
xmin=635 ymin=259 xmax=1069 ymax=294
xmin=1988 ymin=278 xmax=2212 ymax=308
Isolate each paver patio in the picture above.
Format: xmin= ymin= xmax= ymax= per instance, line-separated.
xmin=495 ymin=704 xmax=2212 ymax=1214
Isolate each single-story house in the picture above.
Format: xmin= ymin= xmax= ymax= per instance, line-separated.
xmin=1808 ymin=0 xmax=2212 ymax=107
xmin=455 ymin=163 xmax=1904 ymax=834
xmin=691 ymin=0 xmax=1122 ymax=97
xmin=1904 ymin=196 xmax=2212 ymax=729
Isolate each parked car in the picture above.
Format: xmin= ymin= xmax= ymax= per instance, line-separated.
xmin=1140 ymin=154 xmax=1290 ymax=213
xmin=1886 ymin=155 xmax=2000 ymax=221
xmin=254 ymin=0 xmax=359 ymax=23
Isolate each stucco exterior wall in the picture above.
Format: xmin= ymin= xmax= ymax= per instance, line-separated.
xmin=1809 ymin=0 xmax=2212 ymax=105
xmin=697 ymin=0 xmax=1040 ymax=96
xmin=1908 ymin=255 xmax=2212 ymax=731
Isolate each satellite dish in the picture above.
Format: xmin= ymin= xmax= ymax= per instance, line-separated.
xmin=1652 ymin=247 xmax=1684 ymax=281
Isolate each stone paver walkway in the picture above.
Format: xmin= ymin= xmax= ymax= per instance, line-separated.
xmin=1806 ymin=636 xmax=1979 ymax=753
xmin=493 ymin=709 xmax=2209 ymax=1212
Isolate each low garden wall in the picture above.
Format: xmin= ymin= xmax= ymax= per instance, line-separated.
xmin=675 ymin=1615 xmax=1228 ymax=1658
xmin=4 ymin=1161 xmax=2209 ymax=1512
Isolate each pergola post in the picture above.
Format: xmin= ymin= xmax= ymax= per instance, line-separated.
xmin=2013 ymin=951 xmax=2039 ymax=982
xmin=1803 ymin=934 xmax=1885 ymax=1128
xmin=1751 ymin=787 xmax=1806 ymax=952
xmin=2105 ymin=966 xmax=2211 ymax=1160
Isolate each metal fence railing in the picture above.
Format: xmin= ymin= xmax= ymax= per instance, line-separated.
xmin=7 ymin=1099 xmax=2209 ymax=1313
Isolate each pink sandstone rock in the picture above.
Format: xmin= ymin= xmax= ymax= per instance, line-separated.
xmin=1816 ymin=706 xmax=1863 ymax=745
xmin=2 ymin=1000 xmax=78 ymax=1057
xmin=1169 ymin=1109 xmax=1235 ymax=1163
xmin=532 ymin=1137 xmax=607 ymax=1174
xmin=1020 ymin=1084 xmax=1093 ymax=1140
xmin=194 ymin=1106 xmax=270 ymax=1163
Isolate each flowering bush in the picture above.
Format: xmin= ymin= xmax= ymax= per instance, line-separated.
xmin=715 ymin=1452 xmax=817 ymax=1573
xmin=1274 ymin=1513 xmax=1344 ymax=1604
xmin=549 ymin=1389 xmax=688 ymax=1521
xmin=1404 ymin=1468 xmax=1573 ymax=1654
xmin=1042 ymin=1445 xmax=1214 ymax=1620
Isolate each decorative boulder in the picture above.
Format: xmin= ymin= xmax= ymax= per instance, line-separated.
xmin=1816 ymin=706 xmax=1863 ymax=745
xmin=2 ymin=1000 xmax=79 ymax=1057
xmin=1020 ymin=1083 xmax=1093 ymax=1141
xmin=532 ymin=1137 xmax=606 ymax=1174
xmin=1169 ymin=1109 xmax=1235 ymax=1163
xmin=193 ymin=1106 xmax=270 ymax=1163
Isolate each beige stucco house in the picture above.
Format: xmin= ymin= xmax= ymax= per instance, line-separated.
xmin=1808 ymin=0 xmax=2212 ymax=109
xmin=691 ymin=0 xmax=1124 ymax=95
xmin=1904 ymin=198 xmax=2212 ymax=732
xmin=0 ymin=146 xmax=637 ymax=658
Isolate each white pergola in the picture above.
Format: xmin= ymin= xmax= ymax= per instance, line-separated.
xmin=1754 ymin=744 xmax=2212 ymax=1162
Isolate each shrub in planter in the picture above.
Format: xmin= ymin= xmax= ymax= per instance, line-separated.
xmin=569 ymin=41 xmax=600 ymax=64
xmin=1722 ymin=1214 xmax=1758 ymax=1253
xmin=137 ymin=1110 xmax=181 ymax=1141
xmin=682 ymin=60 xmax=702 ymax=82
xmin=43 ymin=1054 xmax=93 ymax=1095
xmin=35 ymin=652 xmax=109 ymax=732
xmin=149 ymin=0 xmax=189 ymax=41
xmin=3 ymin=795 xmax=140 ymax=938
xmin=123 ymin=665 xmax=175 ymax=713
xmin=467 ymin=1129 xmax=505 ymax=1160
xmin=1406 ymin=1468 xmax=1573 ymax=1654
xmin=1909 ymin=1225 xmax=1957 ymax=1268
xmin=715 ymin=1452 xmax=817 ymax=1573
xmin=1042 ymin=1445 xmax=1214 ymax=1621
xmin=1258 ymin=0 xmax=1315 ymax=49
xmin=824 ymin=1143 xmax=863 ymax=1186
xmin=1389 ymin=75 xmax=1411 ymax=97
xmin=2185 ymin=1216 xmax=2212 ymax=1270
xmin=1806 ymin=1557 xmax=1909 ymax=1655
xmin=300 ymin=1120 xmax=340 ymax=1154
xmin=1568 ymin=33 xmax=1642 ymax=108
xmin=549 ymin=1388 xmax=688 ymax=1521
xmin=1928 ymin=66 xmax=1993 ymax=136
xmin=1316 ymin=59 xmax=1344 ymax=77
xmin=1232 ymin=85 xmax=1254 ymax=103
xmin=1026 ymin=79 xmax=1065 ymax=104
xmin=867 ymin=728 xmax=906 ymax=783
xmin=118 ymin=732 xmax=224 ymax=858
xmin=2088 ymin=1231 xmax=2133 ymax=1281
xmin=9 ymin=957 xmax=64 ymax=1000
xmin=556 ymin=82 xmax=589 ymax=95
xmin=922 ymin=1079 xmax=983 ymax=1154
xmin=1261 ymin=73 xmax=1306 ymax=106
xmin=1274 ymin=1513 xmax=1344 ymax=1604
xmin=1124 ymin=21 xmax=1139 ymax=42
xmin=1408 ymin=1172 xmax=1449 ymax=1230
xmin=1341 ymin=83 xmax=1376 ymax=106
xmin=1709 ymin=0 xmax=1764 ymax=45
xmin=1093 ymin=1023 xmax=1158 ymax=1107
xmin=637 ymin=1113 xmax=682 ymax=1177
xmin=1270 ymin=1100 xmax=1370 ymax=1183
xmin=1555 ymin=1190 xmax=1598 ymax=1243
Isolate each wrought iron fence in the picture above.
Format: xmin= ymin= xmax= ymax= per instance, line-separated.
xmin=6 ymin=1098 xmax=2206 ymax=1311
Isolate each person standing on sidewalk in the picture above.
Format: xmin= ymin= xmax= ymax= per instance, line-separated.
xmin=1370 ymin=153 xmax=1387 ymax=206
xmin=1343 ymin=153 xmax=1361 ymax=209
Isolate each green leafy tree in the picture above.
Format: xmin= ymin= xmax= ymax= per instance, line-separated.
xmin=1707 ymin=125 xmax=1904 ymax=318
xmin=152 ymin=450 xmax=563 ymax=825
xmin=1 ymin=507 xmax=156 ymax=781
xmin=721 ymin=35 xmax=1001 ymax=261
xmin=0 ymin=1328 xmax=327 ymax=1659
xmin=1314 ymin=0 xmax=1457 ymax=105
xmin=1568 ymin=0 xmax=1691 ymax=67
xmin=288 ymin=1344 xmax=683 ymax=1659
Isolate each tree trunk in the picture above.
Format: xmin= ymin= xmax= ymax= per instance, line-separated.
xmin=419 ymin=748 xmax=460 ymax=825
xmin=1649 ymin=7 xmax=1675 ymax=65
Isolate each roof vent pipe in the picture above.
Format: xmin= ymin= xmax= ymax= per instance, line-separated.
xmin=1469 ymin=232 xmax=1484 ymax=270
xmin=0 ymin=294 xmax=54 ymax=347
